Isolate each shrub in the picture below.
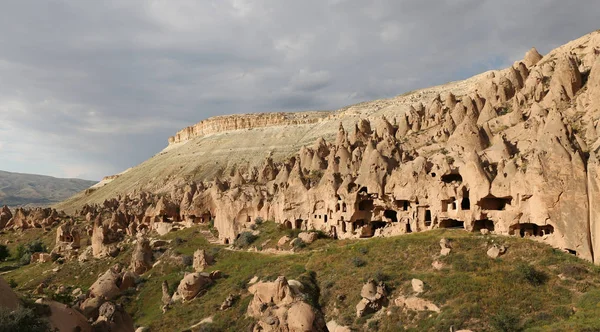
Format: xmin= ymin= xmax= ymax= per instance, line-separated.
xmin=0 ymin=244 xmax=9 ymax=261
xmin=514 ymin=263 xmax=548 ymax=286
xmin=490 ymin=310 xmax=523 ymax=332
xmin=15 ymin=240 xmax=48 ymax=265
xmin=254 ymin=217 xmax=264 ymax=225
xmin=560 ymin=264 xmax=588 ymax=280
xmin=181 ymin=255 xmax=193 ymax=267
xmin=0 ymin=306 xmax=49 ymax=332
xmin=358 ymin=247 xmax=369 ymax=255
xmin=50 ymin=292 xmax=74 ymax=305
xmin=8 ymin=279 xmax=17 ymax=288
xmin=234 ymin=232 xmax=258 ymax=248
xmin=374 ymin=270 xmax=390 ymax=283
xmin=292 ymin=239 xmax=306 ymax=249
xmin=351 ymin=256 xmax=367 ymax=268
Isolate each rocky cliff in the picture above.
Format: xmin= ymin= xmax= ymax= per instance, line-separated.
xmin=168 ymin=111 xmax=331 ymax=145
xmin=53 ymin=30 xmax=600 ymax=264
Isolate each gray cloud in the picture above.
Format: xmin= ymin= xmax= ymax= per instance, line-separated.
xmin=0 ymin=0 xmax=599 ymax=180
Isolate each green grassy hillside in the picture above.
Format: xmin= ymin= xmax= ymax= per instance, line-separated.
xmin=1 ymin=222 xmax=600 ymax=331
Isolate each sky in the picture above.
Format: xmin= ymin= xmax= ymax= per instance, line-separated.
xmin=0 ymin=0 xmax=599 ymax=181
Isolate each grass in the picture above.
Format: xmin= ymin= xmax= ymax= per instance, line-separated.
xmin=2 ymin=226 xmax=600 ymax=331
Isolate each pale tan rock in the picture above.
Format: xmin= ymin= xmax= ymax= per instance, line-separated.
xmin=278 ymin=235 xmax=291 ymax=246
xmin=193 ymin=249 xmax=214 ymax=272
xmin=326 ymin=320 xmax=351 ymax=332
xmin=173 ymin=272 xmax=213 ymax=302
xmin=130 ymin=238 xmax=153 ymax=275
xmin=394 ymin=295 xmax=440 ymax=312
xmin=297 ymin=232 xmax=318 ymax=244
xmin=487 ymin=244 xmax=507 ymax=259
xmin=411 ymin=278 xmax=424 ymax=294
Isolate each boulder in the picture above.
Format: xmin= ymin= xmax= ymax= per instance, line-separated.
xmin=394 ymin=296 xmax=440 ymax=313
xmin=487 ymin=244 xmax=507 ymax=259
xmin=130 ymin=238 xmax=153 ymax=275
xmin=298 ymin=232 xmax=319 ymax=244
xmin=278 ymin=235 xmax=291 ymax=246
xmin=411 ymin=278 xmax=424 ymax=294
xmin=193 ymin=249 xmax=214 ymax=272
xmin=173 ymin=272 xmax=213 ymax=302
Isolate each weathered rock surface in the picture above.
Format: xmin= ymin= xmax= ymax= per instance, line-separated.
xmin=247 ymin=276 xmax=326 ymax=331
xmin=193 ymin=249 xmax=214 ymax=272
xmin=130 ymin=238 xmax=153 ymax=275
xmin=36 ymin=30 xmax=600 ymax=265
xmin=356 ymin=279 xmax=388 ymax=317
xmin=172 ymin=272 xmax=213 ymax=302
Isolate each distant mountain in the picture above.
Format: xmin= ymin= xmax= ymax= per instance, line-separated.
xmin=0 ymin=170 xmax=96 ymax=207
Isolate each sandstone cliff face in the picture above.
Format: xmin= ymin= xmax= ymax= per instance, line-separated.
xmin=47 ymin=31 xmax=600 ymax=264
xmin=168 ymin=112 xmax=329 ymax=145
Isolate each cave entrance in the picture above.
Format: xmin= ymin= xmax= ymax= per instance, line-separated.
xmin=384 ymin=210 xmax=398 ymax=222
xmin=473 ymin=219 xmax=495 ymax=232
xmin=442 ymin=198 xmax=457 ymax=212
xmin=479 ymin=196 xmax=512 ymax=211
xmin=461 ymin=188 xmax=470 ymax=210
xmin=441 ymin=173 xmax=463 ymax=183
xmin=201 ymin=213 xmax=213 ymax=223
xmin=370 ymin=221 xmax=387 ymax=233
xmin=341 ymin=221 xmax=347 ymax=233
xmin=425 ymin=210 xmax=432 ymax=222
xmin=324 ymin=215 xmax=328 ymax=223
xmin=358 ymin=200 xmax=374 ymax=211
xmin=509 ymin=223 xmax=554 ymax=237
xmin=395 ymin=200 xmax=410 ymax=211
xmin=439 ymin=219 xmax=465 ymax=229
xmin=283 ymin=220 xmax=292 ymax=229
xmin=295 ymin=219 xmax=303 ymax=229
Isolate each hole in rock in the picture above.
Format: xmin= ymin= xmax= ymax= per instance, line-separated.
xmin=384 ymin=210 xmax=398 ymax=222
xmin=439 ymin=219 xmax=465 ymax=229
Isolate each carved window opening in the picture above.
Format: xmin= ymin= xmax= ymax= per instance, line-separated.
xmin=358 ymin=200 xmax=374 ymax=211
xmin=473 ymin=219 xmax=495 ymax=232
xmin=509 ymin=223 xmax=554 ymax=237
xmin=384 ymin=210 xmax=398 ymax=222
xmin=439 ymin=219 xmax=464 ymax=229
xmin=461 ymin=188 xmax=471 ymax=210
xmin=425 ymin=210 xmax=432 ymax=222
xmin=479 ymin=196 xmax=512 ymax=211
xmin=441 ymin=173 xmax=463 ymax=183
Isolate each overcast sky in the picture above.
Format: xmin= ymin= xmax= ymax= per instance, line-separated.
xmin=0 ymin=1 xmax=598 ymax=181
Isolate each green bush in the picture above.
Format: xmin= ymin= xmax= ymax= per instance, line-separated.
xmin=8 ymin=279 xmax=17 ymax=288
xmin=490 ymin=310 xmax=522 ymax=332
xmin=15 ymin=240 xmax=48 ymax=265
xmin=0 ymin=306 xmax=49 ymax=332
xmin=351 ymin=256 xmax=367 ymax=268
xmin=234 ymin=232 xmax=258 ymax=248
xmin=292 ymin=239 xmax=306 ymax=249
xmin=0 ymin=244 xmax=9 ymax=261
xmin=514 ymin=263 xmax=548 ymax=286
xmin=254 ymin=217 xmax=264 ymax=225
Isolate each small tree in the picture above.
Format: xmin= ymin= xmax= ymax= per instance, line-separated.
xmin=0 ymin=306 xmax=49 ymax=332
xmin=0 ymin=244 xmax=9 ymax=261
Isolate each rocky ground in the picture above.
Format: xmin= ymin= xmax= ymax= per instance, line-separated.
xmin=1 ymin=219 xmax=600 ymax=331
